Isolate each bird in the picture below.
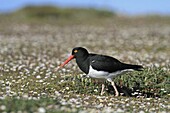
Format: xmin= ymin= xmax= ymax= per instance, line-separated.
xmin=57 ymin=47 xmax=143 ymax=96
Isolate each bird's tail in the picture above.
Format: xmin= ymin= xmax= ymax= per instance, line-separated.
xmin=123 ymin=64 xmax=143 ymax=71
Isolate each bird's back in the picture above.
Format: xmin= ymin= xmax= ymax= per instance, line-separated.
xmin=89 ymin=54 xmax=143 ymax=73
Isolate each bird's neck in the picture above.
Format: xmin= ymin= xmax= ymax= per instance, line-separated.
xmin=76 ymin=55 xmax=89 ymax=74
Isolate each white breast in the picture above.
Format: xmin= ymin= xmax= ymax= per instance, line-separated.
xmin=87 ymin=65 xmax=109 ymax=79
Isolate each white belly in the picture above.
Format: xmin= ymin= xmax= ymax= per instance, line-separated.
xmin=87 ymin=66 xmax=109 ymax=79
xmin=87 ymin=65 xmax=133 ymax=79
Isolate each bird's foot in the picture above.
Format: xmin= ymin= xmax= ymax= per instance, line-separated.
xmin=100 ymin=91 xmax=105 ymax=95
xmin=115 ymin=92 xmax=119 ymax=96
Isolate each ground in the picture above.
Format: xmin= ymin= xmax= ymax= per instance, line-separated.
xmin=0 ymin=7 xmax=170 ymax=112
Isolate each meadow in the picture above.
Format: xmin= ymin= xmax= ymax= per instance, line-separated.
xmin=0 ymin=6 xmax=170 ymax=112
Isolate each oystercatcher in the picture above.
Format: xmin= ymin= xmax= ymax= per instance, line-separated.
xmin=58 ymin=47 xmax=143 ymax=96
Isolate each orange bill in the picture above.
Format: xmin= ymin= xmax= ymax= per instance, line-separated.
xmin=60 ymin=55 xmax=75 ymax=68
xmin=55 ymin=55 xmax=75 ymax=71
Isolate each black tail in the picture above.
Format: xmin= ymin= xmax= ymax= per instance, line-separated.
xmin=123 ymin=63 xmax=143 ymax=71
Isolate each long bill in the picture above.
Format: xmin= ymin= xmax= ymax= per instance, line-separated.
xmin=56 ymin=55 xmax=75 ymax=71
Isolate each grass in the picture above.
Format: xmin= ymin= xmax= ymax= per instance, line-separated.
xmin=0 ymin=6 xmax=170 ymax=112
xmin=0 ymin=6 xmax=116 ymax=26
xmin=0 ymin=98 xmax=73 ymax=113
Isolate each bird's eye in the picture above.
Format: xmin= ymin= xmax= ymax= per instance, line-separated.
xmin=74 ymin=50 xmax=78 ymax=53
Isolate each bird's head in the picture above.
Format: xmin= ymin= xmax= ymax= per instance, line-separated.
xmin=72 ymin=47 xmax=88 ymax=58
xmin=57 ymin=47 xmax=88 ymax=70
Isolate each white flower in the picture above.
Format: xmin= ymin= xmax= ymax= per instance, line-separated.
xmin=38 ymin=107 xmax=46 ymax=113
xmin=0 ymin=105 xmax=6 ymax=110
xmin=36 ymin=75 xmax=41 ymax=79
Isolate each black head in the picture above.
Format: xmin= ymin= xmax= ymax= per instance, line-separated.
xmin=58 ymin=47 xmax=89 ymax=69
xmin=72 ymin=47 xmax=89 ymax=58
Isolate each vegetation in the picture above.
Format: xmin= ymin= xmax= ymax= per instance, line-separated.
xmin=0 ymin=6 xmax=169 ymax=112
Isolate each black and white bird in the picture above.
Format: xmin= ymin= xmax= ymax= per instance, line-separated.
xmin=58 ymin=47 xmax=143 ymax=96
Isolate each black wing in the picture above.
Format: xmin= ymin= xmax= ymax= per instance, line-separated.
xmin=89 ymin=54 xmax=142 ymax=73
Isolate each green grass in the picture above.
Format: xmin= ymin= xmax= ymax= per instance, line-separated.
xmin=0 ymin=98 xmax=72 ymax=113
xmin=0 ymin=6 xmax=116 ymax=26
xmin=1 ymin=6 xmax=170 ymax=26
